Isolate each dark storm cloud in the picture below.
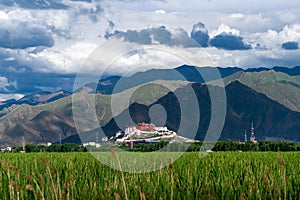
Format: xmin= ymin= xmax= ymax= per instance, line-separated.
xmin=114 ymin=29 xmax=152 ymax=44
xmin=190 ymin=22 xmax=209 ymax=47
xmin=0 ymin=0 xmax=68 ymax=9
xmin=108 ymin=23 xmax=252 ymax=50
xmin=209 ymin=33 xmax=251 ymax=50
xmin=0 ymin=66 xmax=76 ymax=94
xmin=108 ymin=26 xmax=198 ymax=47
xmin=281 ymin=41 xmax=299 ymax=50
xmin=0 ymin=22 xmax=54 ymax=49
xmin=111 ymin=27 xmax=170 ymax=45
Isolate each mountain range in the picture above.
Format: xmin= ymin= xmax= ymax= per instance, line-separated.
xmin=69 ymin=81 xmax=300 ymax=143
xmin=0 ymin=65 xmax=299 ymax=147
xmin=0 ymin=90 xmax=71 ymax=117
xmin=78 ymin=65 xmax=300 ymax=94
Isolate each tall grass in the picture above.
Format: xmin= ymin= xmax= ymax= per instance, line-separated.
xmin=0 ymin=152 xmax=299 ymax=199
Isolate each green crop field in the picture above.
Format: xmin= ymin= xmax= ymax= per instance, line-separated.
xmin=0 ymin=152 xmax=299 ymax=200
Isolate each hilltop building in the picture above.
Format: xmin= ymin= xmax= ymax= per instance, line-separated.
xmin=116 ymin=122 xmax=177 ymax=144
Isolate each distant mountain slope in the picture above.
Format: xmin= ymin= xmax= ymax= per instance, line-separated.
xmin=0 ymin=81 xmax=185 ymax=147
xmin=2 ymin=65 xmax=297 ymax=115
xmin=78 ymin=65 xmax=299 ymax=99
xmin=2 ymin=80 xmax=300 ymax=147
xmin=1 ymin=67 xmax=300 ymax=146
xmin=245 ymin=66 xmax=300 ymax=76
xmin=97 ymin=81 xmax=300 ymax=143
xmin=0 ymin=90 xmax=71 ymax=116
xmin=222 ymin=71 xmax=300 ymax=112
xmin=78 ymin=65 xmax=242 ymax=94
xmin=0 ymin=110 xmax=76 ymax=148
xmin=223 ymin=81 xmax=300 ymax=141
xmin=19 ymin=90 xmax=72 ymax=104
xmin=272 ymin=66 xmax=300 ymax=76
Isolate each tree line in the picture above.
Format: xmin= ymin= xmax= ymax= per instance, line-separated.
xmin=8 ymin=143 xmax=87 ymax=153
xmin=121 ymin=141 xmax=300 ymax=152
xmin=3 ymin=141 xmax=300 ymax=153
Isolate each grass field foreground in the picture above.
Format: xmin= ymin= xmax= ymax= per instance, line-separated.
xmin=0 ymin=152 xmax=299 ymax=199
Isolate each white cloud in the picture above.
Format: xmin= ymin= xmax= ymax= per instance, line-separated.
xmin=255 ymin=49 xmax=300 ymax=66
xmin=146 ymin=0 xmax=300 ymax=13
xmin=275 ymin=9 xmax=300 ymax=24
xmin=109 ymin=47 xmax=187 ymax=75
xmin=0 ymin=76 xmax=17 ymax=92
xmin=204 ymin=47 xmax=300 ymax=69
xmin=0 ymin=1 xmax=107 ymax=74
xmin=0 ymin=22 xmax=54 ymax=49
xmin=280 ymin=24 xmax=300 ymax=41
xmin=221 ymin=13 xmax=272 ymax=33
xmin=210 ymin=24 xmax=240 ymax=37
xmin=155 ymin=9 xmax=166 ymax=15
xmin=252 ymin=24 xmax=300 ymax=49
xmin=0 ymin=94 xmax=24 ymax=101
xmin=29 ymin=42 xmax=98 ymax=73
xmin=109 ymin=26 xmax=198 ymax=48
xmin=0 ymin=10 xmax=8 ymax=19
xmin=0 ymin=0 xmax=300 ymax=80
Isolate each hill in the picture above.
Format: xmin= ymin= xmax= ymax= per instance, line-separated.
xmin=0 ymin=80 xmax=187 ymax=147
xmin=0 ymin=90 xmax=71 ymax=116
xmin=1 ymin=67 xmax=300 ymax=147
xmin=222 ymin=71 xmax=300 ymax=112
xmin=64 ymin=81 xmax=300 ymax=144
xmin=78 ymin=65 xmax=241 ymax=94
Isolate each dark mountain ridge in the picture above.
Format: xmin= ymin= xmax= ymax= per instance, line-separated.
xmin=63 ymin=81 xmax=300 ymax=144
xmin=80 ymin=65 xmax=300 ymax=95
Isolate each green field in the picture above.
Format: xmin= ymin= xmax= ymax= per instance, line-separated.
xmin=0 ymin=152 xmax=299 ymax=199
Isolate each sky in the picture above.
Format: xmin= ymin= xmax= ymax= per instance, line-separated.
xmin=0 ymin=0 xmax=300 ymax=99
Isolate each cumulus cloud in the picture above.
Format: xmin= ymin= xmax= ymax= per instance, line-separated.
xmin=155 ymin=9 xmax=166 ymax=15
xmin=0 ymin=0 xmax=106 ymax=74
xmin=82 ymin=40 xmax=215 ymax=77
xmin=190 ymin=21 xmax=209 ymax=47
xmin=280 ymin=24 xmax=300 ymax=41
xmin=109 ymin=26 xmax=198 ymax=47
xmin=210 ymin=24 xmax=240 ymax=37
xmin=113 ymin=29 xmax=152 ymax=45
xmin=255 ymin=49 xmax=300 ymax=67
xmin=209 ymin=33 xmax=251 ymax=50
xmin=282 ymin=41 xmax=299 ymax=50
xmin=204 ymin=46 xmax=300 ymax=69
xmin=107 ymin=48 xmax=187 ymax=75
xmin=30 ymin=42 xmax=98 ymax=73
xmin=0 ymin=22 xmax=54 ymax=49
xmin=0 ymin=76 xmax=17 ymax=93
xmin=0 ymin=0 xmax=300 ymax=96
xmin=0 ymin=0 xmax=68 ymax=10
xmin=0 ymin=94 xmax=24 ymax=101
xmin=104 ymin=20 xmax=116 ymax=39
xmin=221 ymin=13 xmax=272 ymax=33
xmin=253 ymin=24 xmax=300 ymax=50
xmin=108 ymin=22 xmax=253 ymax=51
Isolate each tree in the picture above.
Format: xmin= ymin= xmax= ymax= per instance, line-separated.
xmin=25 ymin=144 xmax=39 ymax=153
xmin=12 ymin=146 xmax=24 ymax=153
